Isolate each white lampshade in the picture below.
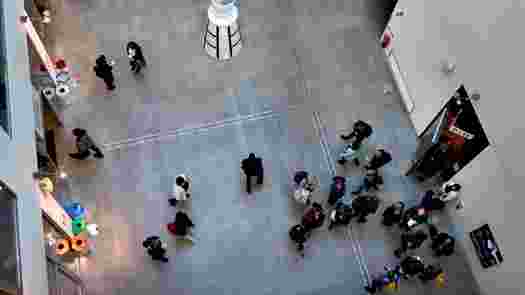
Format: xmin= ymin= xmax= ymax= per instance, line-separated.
xmin=86 ymin=224 xmax=99 ymax=237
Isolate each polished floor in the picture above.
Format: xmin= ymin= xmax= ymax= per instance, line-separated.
xmin=46 ymin=0 xmax=480 ymax=294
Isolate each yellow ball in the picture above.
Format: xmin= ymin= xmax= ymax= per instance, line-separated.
xmin=39 ymin=177 xmax=54 ymax=193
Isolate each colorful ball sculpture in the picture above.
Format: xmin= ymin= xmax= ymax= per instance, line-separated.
xmin=56 ymin=239 xmax=70 ymax=256
xmin=72 ymin=218 xmax=87 ymax=235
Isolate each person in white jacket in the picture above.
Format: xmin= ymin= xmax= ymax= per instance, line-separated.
xmin=169 ymin=174 xmax=191 ymax=206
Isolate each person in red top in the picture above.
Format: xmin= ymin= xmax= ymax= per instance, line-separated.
xmin=301 ymin=202 xmax=325 ymax=232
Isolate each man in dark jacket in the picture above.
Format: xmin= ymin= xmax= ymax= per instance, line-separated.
xmin=93 ymin=55 xmax=115 ymax=90
xmin=352 ymin=194 xmax=380 ymax=223
xmin=173 ymin=211 xmax=195 ymax=242
xmin=431 ymin=232 xmax=455 ymax=257
xmin=142 ymin=236 xmax=168 ymax=262
xmin=241 ymin=153 xmax=263 ymax=194
xmin=394 ymin=229 xmax=428 ymax=257
xmin=69 ymin=128 xmax=104 ymax=160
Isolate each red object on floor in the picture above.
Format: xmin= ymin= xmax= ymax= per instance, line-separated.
xmin=166 ymin=223 xmax=177 ymax=235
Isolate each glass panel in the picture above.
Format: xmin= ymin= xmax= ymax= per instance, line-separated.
xmin=56 ymin=270 xmax=81 ymax=295
xmin=0 ymin=186 xmax=21 ymax=295
xmin=0 ymin=0 xmax=10 ymax=135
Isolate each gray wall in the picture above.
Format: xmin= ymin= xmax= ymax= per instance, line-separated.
xmin=0 ymin=0 xmax=48 ymax=294
xmin=386 ymin=0 xmax=525 ymax=294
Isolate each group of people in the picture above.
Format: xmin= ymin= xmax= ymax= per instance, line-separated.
xmin=141 ymin=174 xmax=196 ymax=263
xmin=364 ymin=183 xmax=460 ymax=293
xmin=93 ymin=41 xmax=147 ymax=91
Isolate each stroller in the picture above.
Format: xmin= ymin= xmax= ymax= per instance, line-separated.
xmin=292 ymin=171 xmax=319 ymax=205
xmin=382 ymin=201 xmax=405 ymax=226
xmin=328 ymin=176 xmax=346 ymax=205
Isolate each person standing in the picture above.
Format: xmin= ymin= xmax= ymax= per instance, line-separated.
xmin=169 ymin=174 xmax=191 ymax=207
xmin=241 ymin=153 xmax=263 ymax=194
xmin=168 ymin=211 xmax=196 ymax=243
xmin=126 ymin=41 xmax=146 ymax=74
xmin=93 ymin=55 xmax=116 ymax=91
xmin=69 ymin=128 xmax=104 ymax=160
xmin=340 ymin=120 xmax=373 ymax=144
xmin=142 ymin=236 xmax=169 ymax=262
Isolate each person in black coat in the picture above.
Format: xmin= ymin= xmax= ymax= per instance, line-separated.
xmin=142 ymin=236 xmax=168 ymax=262
xmin=399 ymin=255 xmax=425 ymax=278
xmin=382 ymin=202 xmax=405 ymax=226
xmin=289 ymin=224 xmax=309 ymax=254
xmin=173 ymin=211 xmax=195 ymax=242
xmin=352 ymin=194 xmax=380 ymax=223
xmin=394 ymin=229 xmax=428 ymax=257
xmin=241 ymin=153 xmax=263 ymax=194
xmin=126 ymin=41 xmax=146 ymax=74
xmin=431 ymin=232 xmax=455 ymax=257
xmin=93 ymin=55 xmax=115 ymax=90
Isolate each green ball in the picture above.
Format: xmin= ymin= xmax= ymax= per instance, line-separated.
xmin=72 ymin=218 xmax=86 ymax=235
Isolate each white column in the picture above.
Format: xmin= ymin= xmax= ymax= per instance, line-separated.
xmin=203 ymin=0 xmax=243 ymax=60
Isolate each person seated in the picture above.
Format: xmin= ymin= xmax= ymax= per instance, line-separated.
xmin=399 ymin=206 xmax=429 ymax=232
xmin=340 ymin=120 xmax=373 ymax=144
xmin=241 ymin=153 xmax=264 ymax=194
xmin=399 ymin=255 xmax=425 ymax=279
xmin=168 ymin=211 xmax=196 ymax=242
xmin=328 ymin=176 xmax=346 ymax=205
xmin=293 ymin=172 xmax=318 ymax=205
xmin=418 ymin=263 xmax=444 ymax=283
xmin=289 ymin=224 xmax=309 ymax=254
xmin=338 ymin=141 xmax=368 ymax=166
xmin=352 ymin=194 xmax=380 ymax=223
xmin=301 ymin=202 xmax=325 ymax=231
xmin=394 ymin=229 xmax=428 ymax=258
xmin=431 ymin=231 xmax=455 ymax=257
xmin=352 ymin=168 xmax=383 ymax=195
xmin=328 ymin=202 xmax=354 ymax=230
xmin=365 ymin=148 xmax=392 ymax=170
xmin=382 ymin=201 xmax=405 ymax=226
xmin=169 ymin=174 xmax=191 ymax=207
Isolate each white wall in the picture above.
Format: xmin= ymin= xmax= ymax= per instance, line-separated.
xmin=0 ymin=0 xmax=48 ymax=294
xmin=387 ymin=0 xmax=525 ymax=294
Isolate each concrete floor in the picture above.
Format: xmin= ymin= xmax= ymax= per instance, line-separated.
xmin=46 ymin=0 xmax=480 ymax=294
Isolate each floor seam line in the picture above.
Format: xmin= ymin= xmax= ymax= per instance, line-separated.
xmin=102 ymin=106 xmax=299 ymax=151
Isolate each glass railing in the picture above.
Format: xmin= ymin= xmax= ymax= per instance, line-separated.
xmin=0 ymin=0 xmax=10 ymax=136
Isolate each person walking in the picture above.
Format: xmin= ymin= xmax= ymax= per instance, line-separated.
xmin=241 ymin=153 xmax=263 ymax=194
xmin=69 ymin=128 xmax=104 ymax=160
xmin=93 ymin=55 xmax=115 ymax=90
xmin=289 ymin=223 xmax=309 ymax=254
xmin=168 ymin=174 xmax=191 ymax=207
xmin=167 ymin=211 xmax=196 ymax=243
xmin=126 ymin=41 xmax=146 ymax=74
xmin=142 ymin=236 xmax=169 ymax=262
